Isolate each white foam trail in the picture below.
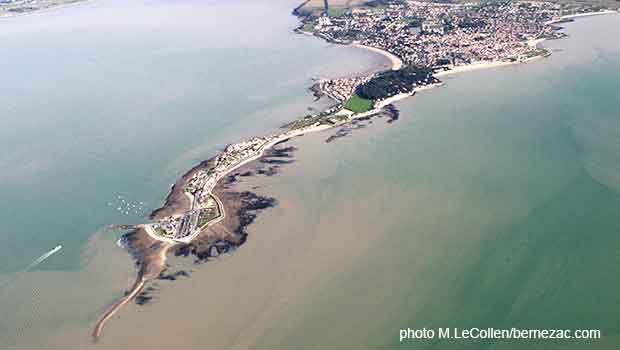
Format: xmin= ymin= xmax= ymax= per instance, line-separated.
xmin=0 ymin=245 xmax=62 ymax=291
xmin=26 ymin=245 xmax=62 ymax=270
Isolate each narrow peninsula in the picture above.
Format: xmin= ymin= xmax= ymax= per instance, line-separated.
xmin=93 ymin=0 xmax=619 ymax=340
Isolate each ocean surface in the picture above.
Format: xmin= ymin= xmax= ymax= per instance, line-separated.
xmin=1 ymin=1 xmax=620 ymax=349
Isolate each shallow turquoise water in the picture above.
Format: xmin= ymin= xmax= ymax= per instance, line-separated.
xmin=0 ymin=0 xmax=387 ymax=275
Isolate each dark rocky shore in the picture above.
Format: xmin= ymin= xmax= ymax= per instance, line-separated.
xmin=149 ymin=157 xmax=218 ymax=220
xmin=112 ymin=142 xmax=298 ymax=308
xmin=325 ymin=103 xmax=400 ymax=143
xmin=93 ymin=143 xmax=298 ymax=338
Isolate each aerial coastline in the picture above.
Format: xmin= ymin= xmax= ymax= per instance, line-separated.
xmin=93 ymin=0 xmax=619 ymax=341
xmin=0 ymin=0 xmax=90 ymax=18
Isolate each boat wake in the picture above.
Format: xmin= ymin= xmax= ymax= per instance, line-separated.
xmin=0 ymin=245 xmax=63 ymax=291
xmin=26 ymin=245 xmax=62 ymax=270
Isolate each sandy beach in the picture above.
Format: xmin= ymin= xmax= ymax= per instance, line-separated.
xmin=375 ymin=83 xmax=444 ymax=109
xmin=350 ymin=43 xmax=403 ymax=70
xmin=435 ymin=60 xmax=520 ymax=77
xmin=546 ymin=9 xmax=618 ymax=25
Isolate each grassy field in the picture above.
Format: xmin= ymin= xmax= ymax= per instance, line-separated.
xmin=198 ymin=207 xmax=222 ymax=229
xmin=344 ymin=94 xmax=374 ymax=113
xmin=302 ymin=22 xmax=317 ymax=32
xmin=328 ymin=7 xmax=348 ymax=17
xmin=154 ymin=227 xmax=169 ymax=237
xmin=297 ymin=0 xmax=373 ymax=16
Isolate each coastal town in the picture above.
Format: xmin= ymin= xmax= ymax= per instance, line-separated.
xmin=144 ymin=0 xmax=616 ymax=244
xmin=304 ymin=1 xmax=575 ymax=67
xmin=301 ymin=1 xmax=617 ymax=104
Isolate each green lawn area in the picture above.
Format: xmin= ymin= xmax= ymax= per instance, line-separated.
xmin=328 ymin=7 xmax=347 ymax=17
xmin=344 ymin=94 xmax=374 ymax=113
xmin=197 ymin=198 xmax=222 ymax=228
xmin=302 ymin=22 xmax=316 ymax=33
xmin=154 ymin=227 xmax=169 ymax=237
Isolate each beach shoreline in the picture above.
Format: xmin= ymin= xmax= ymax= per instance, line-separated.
xmin=350 ymin=43 xmax=404 ymax=70
xmin=546 ymin=9 xmax=618 ymax=25
xmin=434 ymin=60 xmax=519 ymax=77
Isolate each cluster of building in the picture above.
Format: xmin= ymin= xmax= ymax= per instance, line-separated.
xmin=153 ymin=216 xmax=181 ymax=239
xmin=186 ymin=136 xmax=274 ymax=197
xmin=152 ymin=192 xmax=221 ymax=242
xmin=307 ymin=0 xmax=601 ymax=68
xmin=151 ymin=135 xmax=286 ymax=241
xmin=317 ymin=76 xmax=371 ymax=102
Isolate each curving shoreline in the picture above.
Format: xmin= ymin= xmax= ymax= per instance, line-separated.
xmin=350 ymin=43 xmax=404 ymax=70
